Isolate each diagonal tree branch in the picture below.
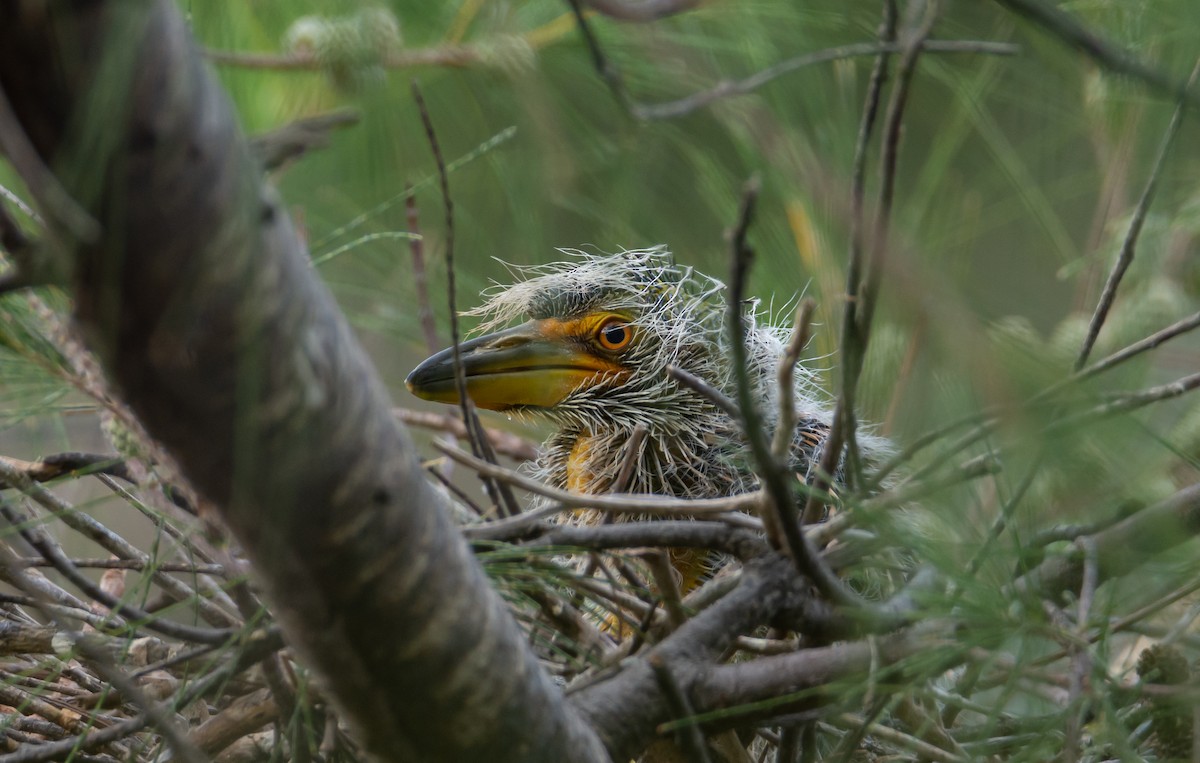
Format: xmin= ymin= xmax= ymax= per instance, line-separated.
xmin=0 ymin=3 xmax=608 ymax=762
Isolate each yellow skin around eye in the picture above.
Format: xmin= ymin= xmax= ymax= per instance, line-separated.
xmin=404 ymin=311 xmax=634 ymax=411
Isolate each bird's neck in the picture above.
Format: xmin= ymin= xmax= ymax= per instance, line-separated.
xmin=565 ymin=431 xmax=600 ymax=494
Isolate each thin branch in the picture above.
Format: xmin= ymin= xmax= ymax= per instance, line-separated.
xmin=667 ymin=365 xmax=740 ymax=420
xmin=773 ymin=299 xmax=816 ymax=464
xmin=0 ymin=544 xmax=209 ymax=763
xmin=1076 ymin=59 xmax=1200 ymax=369
xmin=581 ymin=0 xmax=698 ymax=22
xmin=405 ymin=187 xmax=440 ymax=354
xmin=0 ymin=85 xmax=98 ymax=241
xmin=804 ymin=0 xmax=898 ymax=523
xmin=437 ymin=440 xmax=762 ymax=517
xmin=649 ymin=653 xmax=713 ymax=763
xmin=612 ymin=423 xmax=649 ymax=495
xmin=643 ymin=552 xmax=689 ymax=630
xmin=0 ymin=499 xmax=234 ymax=645
xmin=205 ymin=45 xmax=479 ymax=70
xmin=851 ymin=1 xmax=938 ymax=480
xmin=1063 ymin=537 xmax=1098 ymax=763
xmin=249 ymin=109 xmax=360 ymax=173
xmin=724 ymin=179 xmax=867 ymax=611
xmin=632 ymin=40 xmax=1017 ymax=120
xmin=411 ymin=80 xmax=522 ymax=518
xmin=396 ymin=407 xmax=539 ymax=462
xmin=992 ymin=0 xmax=1200 ymax=108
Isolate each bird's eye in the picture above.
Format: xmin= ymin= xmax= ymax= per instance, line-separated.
xmin=595 ymin=318 xmax=632 ymax=352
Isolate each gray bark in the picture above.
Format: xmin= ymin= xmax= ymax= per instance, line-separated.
xmin=0 ymin=3 xmax=609 ymax=761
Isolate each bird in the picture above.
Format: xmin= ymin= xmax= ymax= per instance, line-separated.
xmin=405 ymin=247 xmax=844 ymax=590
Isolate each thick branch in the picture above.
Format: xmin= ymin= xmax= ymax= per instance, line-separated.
xmin=0 ymin=3 xmax=607 ymax=762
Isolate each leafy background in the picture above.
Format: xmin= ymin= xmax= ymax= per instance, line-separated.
xmin=2 ymin=1 xmax=1200 ymax=759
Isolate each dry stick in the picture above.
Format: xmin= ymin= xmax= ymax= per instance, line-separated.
xmin=1076 ymin=59 xmax=1200 ymax=369
xmin=397 ymin=407 xmax=539 ymax=462
xmin=0 ymin=85 xmax=98 ymax=242
xmin=582 ymin=0 xmax=697 ymax=22
xmin=438 ymin=440 xmax=762 ymax=516
xmin=667 ymin=365 xmax=740 ymax=420
xmin=406 ymin=186 xmax=440 ymax=354
xmin=0 ymin=716 xmax=150 ymax=763
xmin=724 ymin=179 xmax=864 ymax=611
xmin=643 ymin=552 xmax=688 ymax=631
xmin=205 ymin=45 xmax=479 ymax=71
xmin=0 ymin=499 xmax=234 ymax=645
xmin=633 ymin=40 xmax=1017 ymax=121
xmin=851 ymin=1 xmax=937 ymax=482
xmin=772 ymin=299 xmax=816 ymax=464
xmin=1063 ymin=538 xmax=1098 ymax=763
xmin=566 ymin=0 xmax=1017 ymax=124
xmin=870 ymin=304 xmax=1200 ymax=491
xmin=0 ymin=545 xmax=208 ymax=763
xmin=991 ymin=0 xmax=1200 ymax=108
xmin=649 ymin=654 xmax=714 ymax=763
xmin=803 ymin=0 xmax=898 ymax=523
xmin=410 ymin=80 xmax=522 ymax=518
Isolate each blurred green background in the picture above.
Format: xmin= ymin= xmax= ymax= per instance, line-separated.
xmin=3 ymin=0 xmax=1200 ymax=547
xmin=186 ymin=0 xmax=1200 ymax=430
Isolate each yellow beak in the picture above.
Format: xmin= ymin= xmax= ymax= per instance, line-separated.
xmin=405 ymin=320 xmax=625 ymax=411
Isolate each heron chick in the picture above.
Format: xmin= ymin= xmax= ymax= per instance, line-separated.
xmin=407 ymin=247 xmax=843 ymax=517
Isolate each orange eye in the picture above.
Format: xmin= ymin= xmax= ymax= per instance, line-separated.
xmin=595 ymin=317 xmax=633 ymax=352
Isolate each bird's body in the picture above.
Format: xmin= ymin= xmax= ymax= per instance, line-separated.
xmin=407 ymin=248 xmax=845 ymax=587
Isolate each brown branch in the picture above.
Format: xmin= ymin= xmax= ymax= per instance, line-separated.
xmin=1076 ymin=59 xmax=1200 ymax=369
xmin=412 ymin=79 xmax=522 ymax=519
xmin=581 ymin=0 xmax=699 ymax=22
xmin=992 ymin=0 xmax=1200 ymax=108
xmin=0 ymin=3 xmax=609 ymax=761
xmin=249 ymin=109 xmax=360 ymax=173
xmin=205 ymin=46 xmax=479 ymax=70
xmin=1013 ymin=483 xmax=1200 ymax=601
xmin=396 ymin=407 xmax=539 ymax=461
xmin=805 ymin=0 xmax=898 ymax=522
xmin=188 ymin=688 xmax=279 ymax=755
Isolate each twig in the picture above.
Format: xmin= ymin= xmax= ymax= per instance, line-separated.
xmin=773 ymin=299 xmax=816 ymax=463
xmin=405 ymin=187 xmax=440 ymax=354
xmin=1077 ymin=309 xmax=1200 ymax=382
xmin=649 ymin=654 xmax=713 ymax=763
xmin=612 ymin=423 xmax=649 ymax=495
xmin=724 ymin=178 xmax=864 ymax=610
xmin=632 ymin=40 xmax=1017 ymax=120
xmin=205 ymin=45 xmax=479 ymax=70
xmin=437 ymin=440 xmax=762 ymax=516
xmin=667 ymin=365 xmax=740 ymax=419
xmin=643 ymin=551 xmax=688 ymax=630
xmin=991 ymin=0 xmax=1200 ymax=108
xmin=12 ymin=557 xmax=224 ymax=575
xmin=851 ymin=1 xmax=938 ymax=480
xmin=411 ymin=80 xmax=522 ymax=518
xmin=804 ymin=0 xmax=898 ymax=522
xmin=1052 ymin=371 xmax=1200 ymax=430
xmin=532 ymin=521 xmax=766 ymax=559
xmin=397 ymin=407 xmax=539 ymax=462
xmin=0 ymin=498 xmax=233 ymax=645
xmin=1063 ymin=537 xmax=1097 ymax=763
xmin=0 ymin=86 xmax=98 ymax=242
xmin=581 ymin=0 xmax=698 ymax=22
xmin=1076 ymin=59 xmax=1200 ymax=369
xmin=249 ymin=109 xmax=360 ymax=173
xmin=831 ymin=713 xmax=966 ymax=763
xmin=0 ymin=544 xmax=209 ymax=763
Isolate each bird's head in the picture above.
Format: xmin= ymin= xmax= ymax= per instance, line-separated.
xmin=406 ymin=247 xmax=740 ymax=434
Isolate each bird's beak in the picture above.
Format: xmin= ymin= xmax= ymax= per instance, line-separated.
xmin=405 ymin=320 xmax=624 ymax=411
